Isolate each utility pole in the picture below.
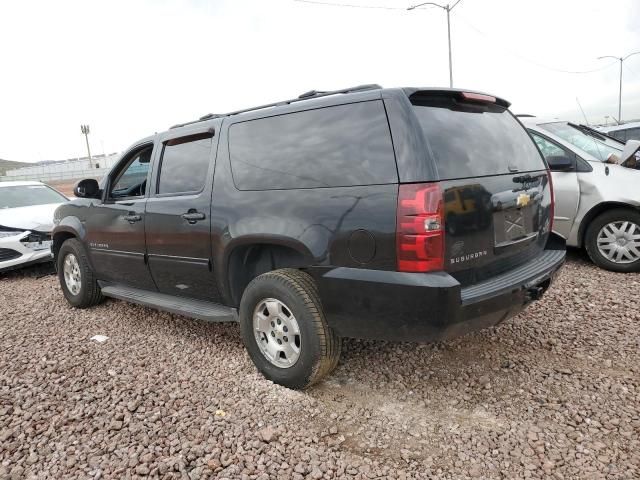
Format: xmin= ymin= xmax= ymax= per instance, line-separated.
xmin=407 ymin=0 xmax=462 ymax=88
xmin=80 ymin=124 xmax=92 ymax=168
xmin=597 ymin=52 xmax=640 ymax=123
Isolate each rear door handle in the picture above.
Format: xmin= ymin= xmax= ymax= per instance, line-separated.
xmin=123 ymin=214 xmax=142 ymax=223
xmin=181 ymin=211 xmax=206 ymax=224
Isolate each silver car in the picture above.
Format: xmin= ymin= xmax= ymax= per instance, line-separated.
xmin=521 ymin=117 xmax=640 ymax=272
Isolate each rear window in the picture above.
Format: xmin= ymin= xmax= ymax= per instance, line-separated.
xmin=539 ymin=122 xmax=621 ymax=161
xmin=229 ymin=101 xmax=397 ymax=190
xmin=610 ymin=130 xmax=627 ymax=142
xmin=411 ymin=93 xmax=545 ymax=180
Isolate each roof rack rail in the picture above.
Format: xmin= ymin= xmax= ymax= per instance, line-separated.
xmin=170 ymin=83 xmax=382 ymax=129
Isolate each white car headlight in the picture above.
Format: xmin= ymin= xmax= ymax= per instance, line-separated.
xmin=19 ymin=231 xmax=52 ymax=251
xmin=22 ymin=240 xmax=53 ymax=251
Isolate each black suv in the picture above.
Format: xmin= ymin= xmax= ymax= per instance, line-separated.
xmin=53 ymin=85 xmax=565 ymax=389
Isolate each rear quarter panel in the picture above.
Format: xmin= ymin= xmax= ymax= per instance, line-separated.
xmin=211 ymin=120 xmax=398 ymax=305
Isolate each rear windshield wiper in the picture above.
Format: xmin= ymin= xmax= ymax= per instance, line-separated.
xmin=579 ymin=123 xmax=624 ymax=144
xmin=568 ymin=122 xmax=608 ymax=141
xmin=512 ymin=173 xmax=546 ymax=184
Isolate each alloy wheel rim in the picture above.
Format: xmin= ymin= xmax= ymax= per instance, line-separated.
xmin=597 ymin=220 xmax=640 ymax=264
xmin=63 ymin=253 xmax=82 ymax=295
xmin=253 ymin=298 xmax=301 ymax=368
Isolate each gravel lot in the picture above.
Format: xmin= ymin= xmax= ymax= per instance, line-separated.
xmin=1 ymin=251 xmax=639 ymax=479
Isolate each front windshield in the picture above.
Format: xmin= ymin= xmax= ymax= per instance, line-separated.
xmin=540 ymin=122 xmax=622 ymax=161
xmin=0 ymin=185 xmax=67 ymax=209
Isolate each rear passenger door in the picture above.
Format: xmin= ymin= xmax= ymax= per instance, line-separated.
xmin=145 ymin=128 xmax=221 ymax=300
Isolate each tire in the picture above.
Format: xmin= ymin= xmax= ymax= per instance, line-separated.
xmin=239 ymin=269 xmax=341 ymax=389
xmin=584 ymin=208 xmax=640 ymax=273
xmin=57 ymin=238 xmax=104 ymax=308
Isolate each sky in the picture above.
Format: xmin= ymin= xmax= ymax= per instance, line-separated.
xmin=1 ymin=0 xmax=640 ymax=163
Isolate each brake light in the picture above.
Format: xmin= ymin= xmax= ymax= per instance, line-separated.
xmin=547 ymin=170 xmax=554 ymax=233
xmin=396 ymin=183 xmax=445 ymax=272
xmin=460 ymin=92 xmax=496 ymax=103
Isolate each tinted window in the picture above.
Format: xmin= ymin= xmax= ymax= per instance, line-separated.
xmin=158 ymin=135 xmax=213 ymax=194
xmin=229 ymin=101 xmax=397 ymax=190
xmin=411 ymin=94 xmax=545 ymax=180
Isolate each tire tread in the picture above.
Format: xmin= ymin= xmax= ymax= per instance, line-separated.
xmin=243 ymin=268 xmax=341 ymax=388
xmin=58 ymin=238 xmax=103 ymax=308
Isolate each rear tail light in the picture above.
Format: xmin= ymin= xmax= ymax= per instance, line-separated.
xmin=396 ymin=182 xmax=445 ymax=272
xmin=547 ymin=170 xmax=554 ymax=233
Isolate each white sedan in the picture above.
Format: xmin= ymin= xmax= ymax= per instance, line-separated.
xmin=0 ymin=181 xmax=68 ymax=272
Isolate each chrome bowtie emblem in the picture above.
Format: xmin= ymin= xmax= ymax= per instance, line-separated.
xmin=516 ymin=193 xmax=530 ymax=208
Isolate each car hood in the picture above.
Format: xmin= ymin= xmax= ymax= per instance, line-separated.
xmin=0 ymin=203 xmax=63 ymax=232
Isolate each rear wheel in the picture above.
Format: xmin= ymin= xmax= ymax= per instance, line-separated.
xmin=57 ymin=238 xmax=104 ymax=307
xmin=239 ymin=269 xmax=341 ymax=389
xmin=585 ymin=209 xmax=640 ymax=272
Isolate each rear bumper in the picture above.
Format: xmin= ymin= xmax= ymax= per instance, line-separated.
xmin=315 ymin=235 xmax=565 ymax=342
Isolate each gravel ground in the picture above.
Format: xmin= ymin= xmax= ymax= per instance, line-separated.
xmin=1 ymin=251 xmax=639 ymax=479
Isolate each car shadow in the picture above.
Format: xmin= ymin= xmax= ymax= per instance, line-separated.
xmin=0 ymin=262 xmax=56 ymax=280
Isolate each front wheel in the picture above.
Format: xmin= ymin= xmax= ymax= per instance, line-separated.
xmin=57 ymin=238 xmax=104 ymax=307
xmin=584 ymin=209 xmax=640 ymax=272
xmin=239 ymin=269 xmax=341 ymax=389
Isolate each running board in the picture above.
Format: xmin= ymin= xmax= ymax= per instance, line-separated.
xmin=99 ymin=283 xmax=238 ymax=322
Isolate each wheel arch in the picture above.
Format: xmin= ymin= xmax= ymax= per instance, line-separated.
xmin=225 ymin=239 xmax=315 ymax=306
xmin=577 ymin=202 xmax=640 ymax=248
xmin=52 ymin=229 xmax=78 ymax=263
xmin=52 ymin=216 xmax=86 ymax=262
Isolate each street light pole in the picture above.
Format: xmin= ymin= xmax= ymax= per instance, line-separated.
xmin=408 ymin=0 xmax=462 ymax=88
xmin=446 ymin=4 xmax=452 ymax=88
xmin=80 ymin=124 xmax=92 ymax=168
xmin=598 ymin=52 xmax=640 ymax=122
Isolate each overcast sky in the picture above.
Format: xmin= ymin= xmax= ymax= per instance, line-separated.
xmin=1 ymin=0 xmax=639 ymax=162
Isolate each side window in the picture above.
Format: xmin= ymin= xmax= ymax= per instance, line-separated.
xmin=531 ymin=132 xmax=566 ymax=160
xmin=228 ymin=101 xmax=397 ymax=190
xmin=157 ymin=133 xmax=213 ymax=195
xmin=624 ymin=127 xmax=640 ymax=141
xmin=110 ymin=147 xmax=152 ymax=199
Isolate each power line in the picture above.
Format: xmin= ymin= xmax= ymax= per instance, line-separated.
xmin=292 ymin=0 xmax=405 ymax=10
xmin=623 ymin=64 xmax=640 ymax=83
xmin=456 ymin=14 xmax=618 ymax=75
xmin=294 ymin=0 xmax=619 ymax=76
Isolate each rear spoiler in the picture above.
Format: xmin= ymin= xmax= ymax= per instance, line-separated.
xmin=403 ymin=87 xmax=511 ymax=108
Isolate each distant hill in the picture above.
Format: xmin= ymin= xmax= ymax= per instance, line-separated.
xmin=0 ymin=159 xmax=30 ymax=175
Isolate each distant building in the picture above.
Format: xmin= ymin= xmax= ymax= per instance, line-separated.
xmin=1 ymin=153 xmax=120 ymax=182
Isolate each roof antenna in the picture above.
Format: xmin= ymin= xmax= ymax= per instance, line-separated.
xmin=576 ymin=97 xmax=590 ymax=126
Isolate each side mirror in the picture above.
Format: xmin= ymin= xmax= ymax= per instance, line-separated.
xmin=546 ymin=155 xmax=573 ymax=172
xmin=74 ymin=178 xmax=101 ymax=199
xmin=620 ymin=139 xmax=640 ymax=165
